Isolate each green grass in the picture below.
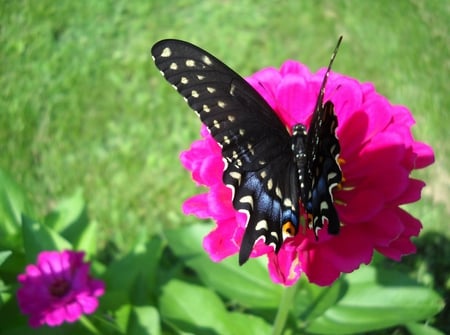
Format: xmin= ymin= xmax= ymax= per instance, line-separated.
xmin=2 ymin=0 xmax=449 ymax=239
xmin=1 ymin=1 xmax=449 ymax=330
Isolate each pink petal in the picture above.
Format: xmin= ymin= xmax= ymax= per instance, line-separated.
xmin=182 ymin=193 xmax=213 ymax=219
xmin=276 ymin=75 xmax=315 ymax=126
xmin=203 ymin=218 xmax=241 ymax=261
xmin=267 ymin=246 xmax=302 ymax=286
xmin=78 ymin=294 xmax=99 ymax=314
xmin=392 ymin=178 xmax=425 ymax=205
xmin=301 ymin=228 xmax=373 ymax=286
xmin=246 ymin=67 xmax=281 ymax=109
xmin=65 ymin=301 xmax=83 ymax=322
xmin=280 ymin=60 xmax=312 ymax=77
xmin=365 ymin=208 xmax=405 ymax=246
xmin=412 ymin=141 xmax=435 ymax=169
xmin=337 ymin=188 xmax=385 ymax=223
xmin=45 ymin=307 xmax=66 ymax=327
xmin=17 ymin=250 xmax=104 ymax=327
xmin=177 ymin=57 xmax=434 ymax=288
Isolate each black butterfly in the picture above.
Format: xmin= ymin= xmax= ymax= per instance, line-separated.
xmin=151 ymin=37 xmax=342 ymax=265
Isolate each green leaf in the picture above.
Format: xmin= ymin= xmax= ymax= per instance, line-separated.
xmin=190 ymin=255 xmax=282 ymax=309
xmin=21 ymin=215 xmax=72 ymax=263
xmin=293 ymin=276 xmax=345 ymax=322
xmin=305 ymin=266 xmax=444 ymax=335
xmin=0 ymin=251 xmax=26 ymax=279
xmin=0 ymin=250 xmax=12 ymax=267
xmin=0 ymin=169 xmax=33 ymax=245
xmin=127 ymin=306 xmax=161 ymax=335
xmin=103 ymin=236 xmax=164 ymax=306
xmin=227 ymin=312 xmax=272 ymax=334
xmin=405 ymin=322 xmax=446 ymax=335
xmin=160 ymin=278 xmax=271 ymax=334
xmin=115 ymin=304 xmax=132 ymax=334
xmin=159 ymin=279 xmax=231 ymax=335
xmin=44 ymin=188 xmax=91 ymax=247
xmin=165 ymin=223 xmax=282 ymax=309
xmin=74 ymin=219 xmax=98 ymax=257
xmin=78 ymin=315 xmax=102 ymax=335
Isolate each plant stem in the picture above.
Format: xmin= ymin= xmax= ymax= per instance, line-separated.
xmin=272 ymin=281 xmax=301 ymax=335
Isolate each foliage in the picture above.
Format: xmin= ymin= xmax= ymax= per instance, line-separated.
xmin=0 ymin=169 xmax=445 ymax=334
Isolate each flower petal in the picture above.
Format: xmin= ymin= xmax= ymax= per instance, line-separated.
xmin=17 ymin=250 xmax=104 ymax=328
xmin=179 ymin=58 xmax=434 ymax=287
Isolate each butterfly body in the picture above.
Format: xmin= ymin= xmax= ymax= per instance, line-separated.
xmin=151 ymin=38 xmax=342 ymax=265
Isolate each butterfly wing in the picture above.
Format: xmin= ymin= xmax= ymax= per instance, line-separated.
xmin=304 ymin=100 xmax=341 ymax=236
xmin=151 ymin=39 xmax=300 ymax=264
xmin=295 ymin=37 xmax=343 ymax=237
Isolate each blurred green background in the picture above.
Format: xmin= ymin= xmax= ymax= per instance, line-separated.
xmin=1 ymin=0 xmax=449 ymax=304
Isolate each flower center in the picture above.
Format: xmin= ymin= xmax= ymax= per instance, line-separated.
xmin=49 ymin=279 xmax=71 ymax=297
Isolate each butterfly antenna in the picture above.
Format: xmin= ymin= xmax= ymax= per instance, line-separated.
xmin=316 ymin=36 xmax=343 ymax=106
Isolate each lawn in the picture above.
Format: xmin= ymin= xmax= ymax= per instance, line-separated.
xmin=1 ymin=0 xmax=449 ymax=333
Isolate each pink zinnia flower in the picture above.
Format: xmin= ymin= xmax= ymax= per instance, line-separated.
xmin=17 ymin=250 xmax=105 ymax=328
xmin=180 ymin=60 xmax=434 ymax=286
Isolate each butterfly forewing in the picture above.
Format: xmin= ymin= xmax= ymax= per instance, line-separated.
xmin=304 ymin=101 xmax=341 ymax=235
xmin=151 ymin=39 xmax=302 ymax=264
xmin=297 ymin=37 xmax=343 ymax=236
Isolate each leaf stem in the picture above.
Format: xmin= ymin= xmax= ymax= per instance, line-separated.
xmin=272 ymin=281 xmax=301 ymax=335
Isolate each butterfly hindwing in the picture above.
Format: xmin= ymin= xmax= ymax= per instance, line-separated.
xmin=225 ymin=154 xmax=300 ymax=265
xmin=151 ymin=39 xmax=301 ymax=263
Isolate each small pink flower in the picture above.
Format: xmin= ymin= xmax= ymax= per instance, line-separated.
xmin=17 ymin=250 xmax=105 ymax=328
xmin=180 ymin=60 xmax=435 ymax=286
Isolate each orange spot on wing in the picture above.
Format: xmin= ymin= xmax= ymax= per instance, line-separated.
xmin=282 ymin=221 xmax=297 ymax=238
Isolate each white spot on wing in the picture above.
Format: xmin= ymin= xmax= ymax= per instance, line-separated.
xmin=170 ymin=62 xmax=178 ymax=70
xmin=283 ymin=198 xmax=293 ymax=208
xmin=229 ymin=171 xmax=241 ymax=182
xmin=275 ymin=187 xmax=282 ymax=199
xmin=247 ymin=143 xmax=254 ymax=155
xmin=161 ymin=47 xmax=171 ymax=57
xmin=230 ymin=84 xmax=236 ymax=96
xmin=239 ymin=195 xmax=254 ymax=209
xmin=186 ymin=59 xmax=195 ymax=67
xmin=202 ymin=55 xmax=212 ymax=65
xmin=255 ymin=220 xmax=268 ymax=231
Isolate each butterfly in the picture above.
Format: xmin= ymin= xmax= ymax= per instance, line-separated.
xmin=151 ymin=37 xmax=343 ymax=265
